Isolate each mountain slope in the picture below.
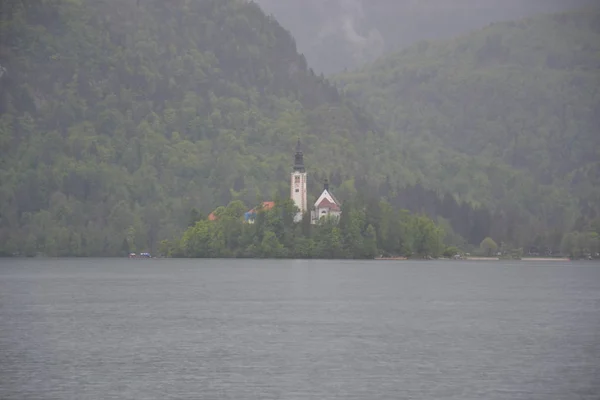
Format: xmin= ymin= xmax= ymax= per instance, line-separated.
xmin=334 ymin=8 xmax=600 ymax=243
xmin=0 ymin=0 xmax=390 ymax=256
xmin=253 ymin=0 xmax=596 ymax=74
xmin=1 ymin=1 xmax=594 ymax=257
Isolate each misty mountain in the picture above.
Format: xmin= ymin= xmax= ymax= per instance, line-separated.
xmin=334 ymin=7 xmax=600 ymax=244
xmin=3 ymin=0 xmax=488 ymax=256
xmin=0 ymin=0 xmax=380 ymax=255
xmin=1 ymin=0 xmax=596 ymax=257
xmin=253 ymin=0 xmax=597 ymax=74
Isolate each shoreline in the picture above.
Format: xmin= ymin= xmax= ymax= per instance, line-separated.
xmin=1 ymin=255 xmax=580 ymax=262
xmin=375 ymin=256 xmax=574 ymax=262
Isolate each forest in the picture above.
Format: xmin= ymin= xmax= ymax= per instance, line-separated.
xmin=0 ymin=0 xmax=598 ymax=258
xmin=166 ymin=195 xmax=448 ymax=260
xmin=333 ymin=8 xmax=600 ymax=258
xmin=0 ymin=0 xmax=376 ymax=256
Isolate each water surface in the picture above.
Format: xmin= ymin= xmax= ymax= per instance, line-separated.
xmin=1 ymin=259 xmax=599 ymax=399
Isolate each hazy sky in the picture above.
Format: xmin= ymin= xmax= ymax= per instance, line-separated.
xmin=253 ymin=0 xmax=596 ymax=73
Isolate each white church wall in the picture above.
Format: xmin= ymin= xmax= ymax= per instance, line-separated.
xmin=290 ymin=171 xmax=307 ymax=214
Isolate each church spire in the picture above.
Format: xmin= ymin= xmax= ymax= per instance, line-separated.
xmin=293 ymin=138 xmax=305 ymax=172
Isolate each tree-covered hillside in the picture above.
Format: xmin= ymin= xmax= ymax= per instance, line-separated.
xmin=253 ymin=0 xmax=596 ymax=74
xmin=1 ymin=1 xmax=596 ymax=257
xmin=1 ymin=0 xmax=489 ymax=257
xmin=334 ymin=8 xmax=600 ymax=250
xmin=0 ymin=0 xmax=388 ymax=256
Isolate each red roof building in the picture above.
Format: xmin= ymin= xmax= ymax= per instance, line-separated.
xmin=244 ymin=201 xmax=276 ymax=223
xmin=311 ymin=179 xmax=342 ymax=223
xmin=315 ymin=197 xmax=340 ymax=212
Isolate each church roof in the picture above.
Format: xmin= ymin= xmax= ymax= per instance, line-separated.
xmin=247 ymin=201 xmax=275 ymax=214
xmin=313 ymin=188 xmax=342 ymax=214
xmin=328 ymin=191 xmax=341 ymax=206
xmin=316 ymin=197 xmax=340 ymax=211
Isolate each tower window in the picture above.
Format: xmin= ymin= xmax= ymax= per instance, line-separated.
xmin=295 ymin=189 xmax=299 ymax=192
xmin=295 ymin=176 xmax=300 ymax=183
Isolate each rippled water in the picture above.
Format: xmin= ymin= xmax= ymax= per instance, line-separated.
xmin=1 ymin=258 xmax=599 ymax=399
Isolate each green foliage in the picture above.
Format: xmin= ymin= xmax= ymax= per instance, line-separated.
xmin=1 ymin=1 xmax=594 ymax=258
xmin=0 ymin=0 xmax=390 ymax=256
xmin=174 ymin=196 xmax=445 ymax=259
xmin=511 ymin=248 xmax=524 ymax=260
xmin=560 ymin=230 xmax=600 ymax=259
xmin=480 ymin=237 xmax=499 ymax=257
xmin=443 ymin=246 xmax=461 ymax=258
xmin=334 ymin=8 xmax=600 ymax=253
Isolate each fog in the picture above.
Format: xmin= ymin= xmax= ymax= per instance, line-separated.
xmin=253 ymin=0 xmax=597 ymax=74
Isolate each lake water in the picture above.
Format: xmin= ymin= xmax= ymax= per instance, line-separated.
xmin=1 ymin=258 xmax=599 ymax=400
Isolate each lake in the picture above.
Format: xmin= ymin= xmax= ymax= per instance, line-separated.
xmin=1 ymin=258 xmax=598 ymax=399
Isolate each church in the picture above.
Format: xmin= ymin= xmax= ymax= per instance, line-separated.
xmin=212 ymin=140 xmax=342 ymax=224
xmin=310 ymin=178 xmax=342 ymax=223
xmin=289 ymin=140 xmax=342 ymax=224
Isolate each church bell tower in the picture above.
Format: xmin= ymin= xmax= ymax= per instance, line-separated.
xmin=290 ymin=139 xmax=307 ymax=222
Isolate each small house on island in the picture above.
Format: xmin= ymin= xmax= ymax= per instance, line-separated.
xmin=244 ymin=201 xmax=275 ymax=224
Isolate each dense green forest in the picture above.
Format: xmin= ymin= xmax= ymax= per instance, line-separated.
xmin=0 ymin=0 xmax=364 ymax=256
xmin=172 ymin=191 xmax=599 ymax=260
xmin=254 ymin=0 xmax=596 ymax=74
xmin=334 ymin=8 xmax=600 ymax=257
xmin=0 ymin=1 xmax=597 ymax=258
xmin=167 ymin=196 xmax=448 ymax=259
xmin=0 ymin=0 xmax=485 ymax=257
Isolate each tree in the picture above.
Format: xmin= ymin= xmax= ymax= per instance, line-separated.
xmin=188 ymin=208 xmax=203 ymax=227
xmin=120 ymin=238 xmax=130 ymax=256
xmin=260 ymin=231 xmax=286 ymax=258
xmin=362 ymin=224 xmax=378 ymax=259
xmin=480 ymin=237 xmax=498 ymax=257
xmin=443 ymin=246 xmax=461 ymax=258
